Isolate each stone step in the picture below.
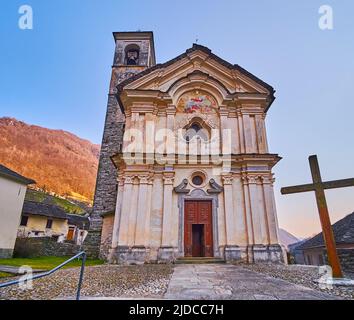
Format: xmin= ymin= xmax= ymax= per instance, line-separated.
xmin=175 ymin=257 xmax=225 ymax=264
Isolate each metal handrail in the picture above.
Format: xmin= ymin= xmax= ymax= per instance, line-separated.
xmin=0 ymin=251 xmax=86 ymax=300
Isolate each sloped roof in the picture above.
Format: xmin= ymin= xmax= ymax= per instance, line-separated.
xmin=22 ymin=201 xmax=68 ymax=220
xmin=298 ymin=212 xmax=354 ymax=249
xmin=116 ymin=43 xmax=275 ymax=110
xmin=67 ymin=214 xmax=90 ymax=230
xmin=0 ymin=164 xmax=35 ymax=185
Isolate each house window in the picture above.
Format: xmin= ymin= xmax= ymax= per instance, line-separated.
xmin=20 ymin=216 xmax=28 ymax=226
xmin=46 ymin=219 xmax=53 ymax=229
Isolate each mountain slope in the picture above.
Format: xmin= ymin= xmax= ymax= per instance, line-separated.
xmin=0 ymin=117 xmax=100 ymax=202
xmin=279 ymin=228 xmax=300 ymax=249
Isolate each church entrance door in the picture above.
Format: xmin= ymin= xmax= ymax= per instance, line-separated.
xmin=184 ymin=200 xmax=213 ymax=257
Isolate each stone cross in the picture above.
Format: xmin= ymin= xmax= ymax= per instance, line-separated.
xmin=281 ymin=155 xmax=354 ymax=278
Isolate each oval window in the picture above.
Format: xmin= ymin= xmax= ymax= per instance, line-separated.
xmin=192 ymin=175 xmax=203 ymax=186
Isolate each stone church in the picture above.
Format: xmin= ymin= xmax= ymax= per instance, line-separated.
xmin=90 ymin=31 xmax=284 ymax=264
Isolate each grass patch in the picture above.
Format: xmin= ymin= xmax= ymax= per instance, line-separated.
xmin=0 ymin=272 xmax=14 ymax=279
xmin=0 ymin=256 xmax=104 ymax=270
xmin=25 ymin=189 xmax=85 ymax=215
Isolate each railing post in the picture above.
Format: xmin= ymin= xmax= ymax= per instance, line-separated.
xmin=76 ymin=252 xmax=86 ymax=300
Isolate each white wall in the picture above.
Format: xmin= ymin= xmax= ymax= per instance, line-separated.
xmin=0 ymin=176 xmax=27 ymax=257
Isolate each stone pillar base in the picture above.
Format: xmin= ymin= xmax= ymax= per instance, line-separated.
xmin=252 ymin=244 xmax=285 ymax=263
xmin=109 ymin=246 xmax=150 ymax=265
xmin=157 ymin=246 xmax=178 ymax=263
xmin=224 ymin=245 xmax=248 ymax=263
xmin=223 ymin=244 xmax=285 ymax=263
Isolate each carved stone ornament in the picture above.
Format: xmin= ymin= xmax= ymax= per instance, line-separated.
xmin=174 ymin=178 xmax=190 ymax=194
xmin=221 ymin=175 xmax=233 ymax=185
xmin=207 ymin=178 xmax=224 ymax=194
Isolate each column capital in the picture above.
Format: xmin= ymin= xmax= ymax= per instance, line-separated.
xmin=163 ymin=172 xmax=175 ymax=185
xmin=138 ymin=175 xmax=150 ymax=184
xmin=222 ymin=174 xmax=233 ymax=185
xmin=241 ymin=174 xmax=258 ymax=185
xmin=259 ymin=175 xmax=272 ymax=184
xmin=124 ymin=175 xmax=134 ymax=184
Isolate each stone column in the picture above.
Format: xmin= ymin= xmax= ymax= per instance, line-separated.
xmin=134 ymin=175 xmax=150 ymax=246
xmin=222 ymin=174 xmax=241 ymax=261
xmin=255 ymin=114 xmax=269 ymax=153
xmin=110 ymin=175 xmax=124 ymax=250
xmin=220 ymin=108 xmax=231 ymax=155
xmin=241 ymin=175 xmax=254 ymax=263
xmin=150 ymin=173 xmax=164 ymax=260
xmin=144 ymin=177 xmax=153 ymax=247
xmin=247 ymin=176 xmax=262 ymax=244
xmin=158 ymin=172 xmax=175 ymax=262
xmin=256 ymin=178 xmax=270 ymax=245
xmin=262 ymin=175 xmax=280 ymax=244
xmin=237 ymin=110 xmax=245 ymax=153
xmin=127 ymin=177 xmax=139 ymax=246
xmin=242 ymin=113 xmax=256 ymax=153
xmin=232 ymin=174 xmax=248 ymax=246
xmin=122 ymin=111 xmax=132 ymax=152
xmin=222 ymin=174 xmax=235 ymax=245
xmin=165 ymin=105 xmax=176 ymax=164
xmin=117 ymin=176 xmax=133 ymax=246
xmin=248 ymin=175 xmax=270 ymax=261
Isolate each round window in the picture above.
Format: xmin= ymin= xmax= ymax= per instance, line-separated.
xmin=192 ymin=175 xmax=203 ymax=186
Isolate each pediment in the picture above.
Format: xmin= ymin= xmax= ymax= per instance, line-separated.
xmin=119 ymin=45 xmax=273 ymax=94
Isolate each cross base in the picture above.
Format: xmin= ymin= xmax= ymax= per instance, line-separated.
xmin=315 ymin=277 xmax=354 ymax=287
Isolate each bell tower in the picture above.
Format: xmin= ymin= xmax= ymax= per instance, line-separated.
xmin=87 ymin=32 xmax=156 ymax=258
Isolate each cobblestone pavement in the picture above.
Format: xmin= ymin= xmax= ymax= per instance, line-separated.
xmin=0 ymin=265 xmax=173 ymax=300
xmin=242 ymin=263 xmax=354 ymax=300
xmin=0 ymin=263 xmax=347 ymax=300
xmin=165 ymin=264 xmax=340 ymax=300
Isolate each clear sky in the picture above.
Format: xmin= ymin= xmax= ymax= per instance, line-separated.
xmin=1 ymin=0 xmax=354 ymax=238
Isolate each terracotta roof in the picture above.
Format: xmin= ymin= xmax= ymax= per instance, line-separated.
xmin=116 ymin=43 xmax=275 ymax=111
xmin=0 ymin=164 xmax=36 ymax=185
xmin=298 ymin=212 xmax=354 ymax=250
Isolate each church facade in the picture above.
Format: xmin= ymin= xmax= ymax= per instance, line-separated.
xmin=91 ymin=31 xmax=284 ymax=264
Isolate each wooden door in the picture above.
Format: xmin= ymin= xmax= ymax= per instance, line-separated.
xmin=67 ymin=228 xmax=75 ymax=241
xmin=184 ymin=200 xmax=213 ymax=257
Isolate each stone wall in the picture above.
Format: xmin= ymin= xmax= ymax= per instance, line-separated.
xmin=337 ymin=249 xmax=354 ymax=273
xmin=14 ymin=237 xmax=82 ymax=258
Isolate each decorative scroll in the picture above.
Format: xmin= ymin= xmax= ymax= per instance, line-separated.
xmin=207 ymin=178 xmax=224 ymax=194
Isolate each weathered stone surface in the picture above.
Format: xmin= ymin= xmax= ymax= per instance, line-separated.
xmin=165 ymin=264 xmax=340 ymax=300
xmin=0 ymin=265 xmax=173 ymax=300
xmin=242 ymin=263 xmax=354 ymax=300
xmin=0 ymin=248 xmax=13 ymax=259
xmin=14 ymin=237 xmax=82 ymax=257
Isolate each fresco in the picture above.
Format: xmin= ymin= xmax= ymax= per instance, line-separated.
xmin=177 ymin=91 xmax=217 ymax=114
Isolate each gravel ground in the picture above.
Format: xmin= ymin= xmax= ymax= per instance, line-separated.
xmin=0 ymin=264 xmax=173 ymax=300
xmin=242 ymin=263 xmax=354 ymax=300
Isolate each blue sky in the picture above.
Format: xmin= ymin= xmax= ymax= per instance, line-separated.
xmin=1 ymin=0 xmax=354 ymax=237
